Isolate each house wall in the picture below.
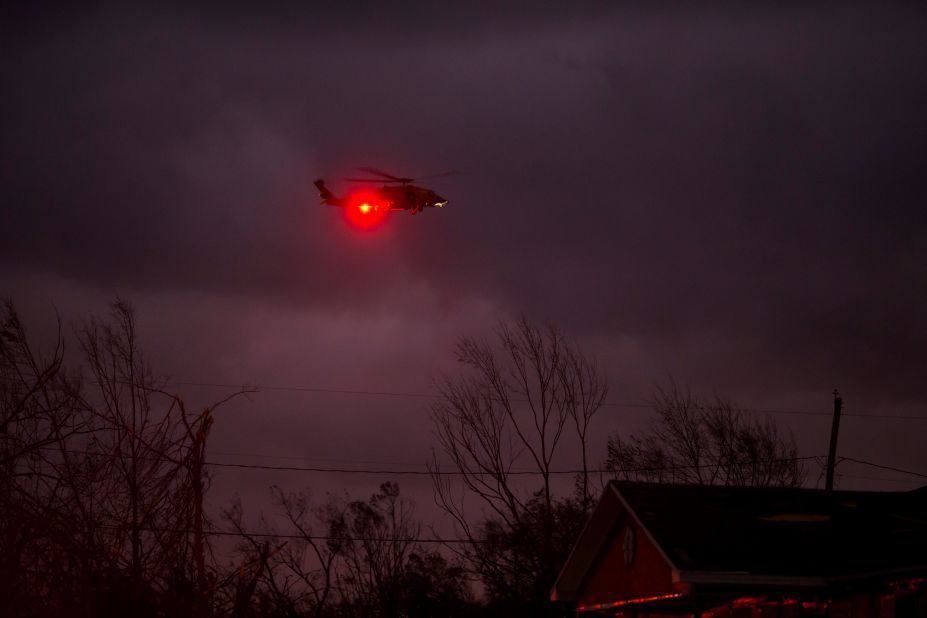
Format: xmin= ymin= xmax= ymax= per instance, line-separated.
xmin=576 ymin=515 xmax=677 ymax=609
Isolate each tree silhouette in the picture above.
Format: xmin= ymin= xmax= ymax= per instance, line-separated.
xmin=607 ymin=381 xmax=804 ymax=487
xmin=429 ymin=317 xmax=607 ymax=610
xmin=0 ymin=299 xmax=248 ymax=617
xmin=226 ymin=482 xmax=474 ymax=618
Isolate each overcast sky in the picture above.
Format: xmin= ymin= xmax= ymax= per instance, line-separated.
xmin=3 ymin=3 xmax=926 ymax=522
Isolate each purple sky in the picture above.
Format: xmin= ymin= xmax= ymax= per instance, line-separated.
xmin=3 ymin=3 xmax=927 ymax=524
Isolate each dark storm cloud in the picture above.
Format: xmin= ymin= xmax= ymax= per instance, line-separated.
xmin=3 ymin=3 xmax=927 ymax=409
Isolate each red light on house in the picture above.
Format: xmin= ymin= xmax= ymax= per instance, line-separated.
xmin=576 ymin=592 xmax=684 ymax=612
xmin=731 ymin=596 xmax=768 ymax=606
xmin=344 ymin=190 xmax=386 ymax=229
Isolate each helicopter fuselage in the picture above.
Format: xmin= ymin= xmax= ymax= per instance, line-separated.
xmin=377 ymin=184 xmax=448 ymax=214
xmin=315 ymin=178 xmax=447 ymax=215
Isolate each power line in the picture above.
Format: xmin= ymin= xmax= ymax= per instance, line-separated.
xmin=162 ymin=380 xmax=927 ymax=421
xmin=40 ymin=447 xmax=820 ymax=477
xmin=67 ymin=461 xmax=927 ymax=545
xmin=837 ymin=457 xmax=927 ymax=480
xmin=32 ymin=445 xmax=927 ymax=483
xmin=170 ymin=381 xmax=441 ymax=400
xmin=206 ymin=455 xmax=823 ymax=476
xmin=20 ymin=455 xmax=925 ymax=546
xmin=94 ymin=524 xmax=485 ymax=545
xmin=837 ymin=473 xmax=924 ymax=485
xmin=18 ymin=371 xmax=927 ymax=421
xmin=211 ymin=450 xmax=427 ymax=467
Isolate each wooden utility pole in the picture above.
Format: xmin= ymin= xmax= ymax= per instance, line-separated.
xmin=825 ymin=389 xmax=843 ymax=491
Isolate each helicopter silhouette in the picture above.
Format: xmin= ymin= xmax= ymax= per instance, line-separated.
xmin=315 ymin=167 xmax=455 ymax=215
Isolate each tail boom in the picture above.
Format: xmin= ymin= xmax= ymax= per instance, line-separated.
xmin=314 ymin=179 xmax=345 ymax=207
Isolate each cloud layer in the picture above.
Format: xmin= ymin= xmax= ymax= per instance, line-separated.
xmin=3 ymin=4 xmax=927 ymax=495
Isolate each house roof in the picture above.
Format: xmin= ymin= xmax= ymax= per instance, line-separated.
xmin=553 ymin=482 xmax=927 ymax=602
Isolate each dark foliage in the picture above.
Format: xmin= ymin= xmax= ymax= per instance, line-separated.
xmin=227 ymin=482 xmax=476 ymax=618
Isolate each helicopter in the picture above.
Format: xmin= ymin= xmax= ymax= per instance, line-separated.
xmin=314 ymin=167 xmax=454 ymax=216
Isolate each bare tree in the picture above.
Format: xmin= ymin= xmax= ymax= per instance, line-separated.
xmin=1 ymin=299 xmax=248 ymax=617
xmin=77 ymin=301 xmax=254 ymax=615
xmin=223 ymin=488 xmax=342 ymax=618
xmin=0 ymin=299 xmax=87 ymax=616
xmin=225 ymin=482 xmax=473 ymax=618
xmin=221 ymin=498 xmax=296 ymax=618
xmin=607 ymin=381 xmax=805 ymax=487
xmin=428 ymin=317 xmax=607 ymax=606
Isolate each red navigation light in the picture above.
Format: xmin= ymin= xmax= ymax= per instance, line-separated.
xmin=345 ymin=190 xmax=387 ymax=229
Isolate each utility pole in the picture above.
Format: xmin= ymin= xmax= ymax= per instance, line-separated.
xmin=825 ymin=389 xmax=843 ymax=491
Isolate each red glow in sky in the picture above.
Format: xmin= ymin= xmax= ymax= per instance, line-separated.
xmin=344 ymin=190 xmax=387 ymax=229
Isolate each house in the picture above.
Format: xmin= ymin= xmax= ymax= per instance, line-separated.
xmin=551 ymin=482 xmax=927 ymax=617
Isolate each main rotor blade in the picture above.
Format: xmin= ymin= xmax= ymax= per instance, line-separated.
xmin=343 ymin=177 xmax=405 ymax=183
xmin=354 ymin=167 xmax=410 ymax=182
